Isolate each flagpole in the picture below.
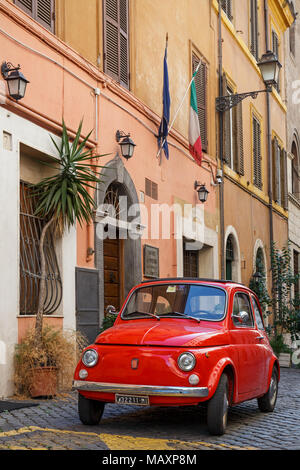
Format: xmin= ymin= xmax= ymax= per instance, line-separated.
xmin=156 ymin=59 xmax=202 ymax=161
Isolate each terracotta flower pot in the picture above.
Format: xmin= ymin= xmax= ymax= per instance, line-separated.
xmin=29 ymin=366 xmax=58 ymax=398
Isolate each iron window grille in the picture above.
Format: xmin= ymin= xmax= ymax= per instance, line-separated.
xmin=19 ymin=181 xmax=62 ymax=315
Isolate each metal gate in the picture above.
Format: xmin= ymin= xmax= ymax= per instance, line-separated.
xmin=75 ymin=267 xmax=100 ymax=344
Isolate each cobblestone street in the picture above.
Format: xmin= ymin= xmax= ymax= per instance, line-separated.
xmin=0 ymin=369 xmax=299 ymax=451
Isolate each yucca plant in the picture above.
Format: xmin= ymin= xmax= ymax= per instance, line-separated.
xmin=32 ymin=120 xmax=105 ymax=346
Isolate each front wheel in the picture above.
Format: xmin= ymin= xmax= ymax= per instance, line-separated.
xmin=257 ymin=367 xmax=278 ymax=412
xmin=207 ymin=374 xmax=229 ymax=436
xmin=78 ymin=393 xmax=105 ymax=425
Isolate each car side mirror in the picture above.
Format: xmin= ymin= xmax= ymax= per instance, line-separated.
xmin=106 ymin=305 xmax=119 ymax=316
xmin=232 ymin=310 xmax=249 ymax=324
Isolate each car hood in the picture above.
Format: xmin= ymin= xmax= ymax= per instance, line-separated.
xmin=95 ymin=319 xmax=229 ymax=348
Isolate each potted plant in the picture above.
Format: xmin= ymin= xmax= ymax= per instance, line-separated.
xmin=15 ymin=120 xmax=104 ymax=397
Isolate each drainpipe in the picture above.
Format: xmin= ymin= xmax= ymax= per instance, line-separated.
xmin=218 ymin=2 xmax=225 ymax=279
xmin=264 ymin=0 xmax=275 ymax=287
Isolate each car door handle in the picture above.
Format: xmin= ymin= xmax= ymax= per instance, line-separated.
xmin=256 ymin=336 xmax=264 ymax=341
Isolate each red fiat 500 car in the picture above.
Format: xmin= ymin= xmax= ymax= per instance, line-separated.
xmin=73 ymin=278 xmax=279 ymax=435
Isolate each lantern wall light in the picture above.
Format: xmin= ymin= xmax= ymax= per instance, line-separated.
xmin=216 ymin=50 xmax=281 ymax=112
xmin=194 ymin=181 xmax=209 ymax=203
xmin=1 ymin=62 xmax=29 ymax=101
xmin=116 ymin=130 xmax=136 ymax=160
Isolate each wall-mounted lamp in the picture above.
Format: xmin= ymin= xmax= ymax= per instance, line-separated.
xmin=194 ymin=181 xmax=209 ymax=203
xmin=116 ymin=130 xmax=136 ymax=160
xmin=1 ymin=62 xmax=29 ymax=101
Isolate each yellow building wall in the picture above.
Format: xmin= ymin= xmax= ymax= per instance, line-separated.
xmin=55 ymin=0 xmax=217 ymax=158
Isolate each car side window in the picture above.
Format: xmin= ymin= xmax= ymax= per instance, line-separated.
xmin=232 ymin=292 xmax=254 ymax=328
xmin=251 ymin=296 xmax=265 ymax=330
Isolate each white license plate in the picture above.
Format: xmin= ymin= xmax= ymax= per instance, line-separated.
xmin=115 ymin=394 xmax=149 ymax=406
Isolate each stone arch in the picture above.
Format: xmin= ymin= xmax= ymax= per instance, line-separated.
xmin=95 ymin=156 xmax=142 ymax=321
xmin=224 ymin=226 xmax=241 ymax=283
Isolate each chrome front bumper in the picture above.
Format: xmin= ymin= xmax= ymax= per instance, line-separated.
xmin=73 ymin=380 xmax=209 ymax=398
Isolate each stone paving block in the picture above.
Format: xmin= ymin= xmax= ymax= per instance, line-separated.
xmin=0 ymin=369 xmax=298 ymax=450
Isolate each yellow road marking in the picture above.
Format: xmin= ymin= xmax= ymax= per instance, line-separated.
xmin=0 ymin=426 xmax=257 ymax=450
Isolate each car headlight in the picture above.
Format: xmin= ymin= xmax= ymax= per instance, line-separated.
xmin=177 ymin=352 xmax=196 ymax=372
xmin=82 ymin=349 xmax=98 ymax=367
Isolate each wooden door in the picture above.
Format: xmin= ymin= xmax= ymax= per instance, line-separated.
xmin=104 ymin=237 xmax=124 ymax=311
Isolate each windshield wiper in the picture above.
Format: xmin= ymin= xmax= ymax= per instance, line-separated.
xmin=126 ymin=311 xmax=160 ymax=321
xmin=160 ymin=311 xmax=201 ymax=323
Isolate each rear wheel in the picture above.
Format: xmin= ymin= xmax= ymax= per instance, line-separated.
xmin=78 ymin=393 xmax=105 ymax=425
xmin=207 ymin=374 xmax=229 ymax=436
xmin=257 ymin=367 xmax=278 ymax=412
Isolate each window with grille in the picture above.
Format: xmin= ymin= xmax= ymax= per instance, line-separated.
xmin=192 ymin=53 xmax=208 ymax=153
xmin=145 ymin=178 xmax=158 ymax=200
xmin=250 ymin=0 xmax=259 ymax=60
xmin=253 ymin=115 xmax=262 ymax=190
xmin=103 ymin=0 xmax=129 ymax=89
xmin=20 ymin=181 xmax=62 ymax=315
xmin=14 ymin=0 xmax=55 ymax=32
xmin=183 ymin=242 xmax=199 ymax=278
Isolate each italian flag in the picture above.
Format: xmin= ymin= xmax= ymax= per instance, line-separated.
xmin=189 ymin=76 xmax=203 ymax=165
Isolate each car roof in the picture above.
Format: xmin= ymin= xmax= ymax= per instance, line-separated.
xmin=140 ymin=277 xmax=246 ymax=288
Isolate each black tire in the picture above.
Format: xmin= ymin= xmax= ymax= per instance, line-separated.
xmin=257 ymin=367 xmax=278 ymax=412
xmin=207 ymin=374 xmax=229 ymax=436
xmin=78 ymin=393 xmax=105 ymax=425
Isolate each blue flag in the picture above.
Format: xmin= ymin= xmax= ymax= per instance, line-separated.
xmin=157 ymin=44 xmax=170 ymax=159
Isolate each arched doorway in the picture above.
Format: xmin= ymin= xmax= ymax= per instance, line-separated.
xmin=224 ymin=227 xmax=241 ymax=282
xmin=226 ymin=235 xmax=234 ymax=280
xmin=102 ymin=182 xmax=128 ymax=312
xmin=95 ymin=156 xmax=142 ymax=322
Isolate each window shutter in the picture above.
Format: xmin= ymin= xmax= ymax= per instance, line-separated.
xmin=119 ymin=0 xmax=129 ymax=88
xmin=234 ymin=102 xmax=244 ymax=175
xmin=103 ymin=0 xmax=129 ymax=89
xmin=281 ymin=148 xmax=288 ymax=210
xmin=272 ymin=137 xmax=281 ymax=204
xmin=14 ymin=0 xmax=33 ymax=15
xmin=220 ymin=0 xmax=233 ymax=21
xmin=14 ymin=0 xmax=54 ymax=32
xmin=272 ymin=31 xmax=280 ymax=93
xmin=36 ymin=0 xmax=55 ymax=32
xmin=250 ymin=0 xmax=259 ymax=60
xmin=222 ymin=73 xmax=231 ymax=165
xmin=253 ymin=116 xmax=262 ymax=189
xmin=192 ymin=55 xmax=208 ymax=153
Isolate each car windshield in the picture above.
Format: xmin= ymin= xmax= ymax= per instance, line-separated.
xmin=122 ymin=284 xmax=226 ymax=321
